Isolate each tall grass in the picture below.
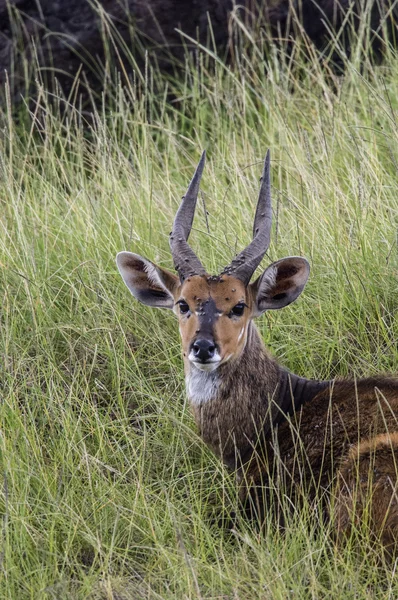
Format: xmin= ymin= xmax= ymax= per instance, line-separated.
xmin=2 ymin=12 xmax=398 ymax=598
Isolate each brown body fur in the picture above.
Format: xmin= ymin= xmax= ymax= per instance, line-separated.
xmin=191 ymin=322 xmax=398 ymax=548
xmin=335 ymin=433 xmax=398 ymax=552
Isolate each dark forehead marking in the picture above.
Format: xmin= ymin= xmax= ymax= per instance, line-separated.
xmin=195 ymin=295 xmax=219 ymax=336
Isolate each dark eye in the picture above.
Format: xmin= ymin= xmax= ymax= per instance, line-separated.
xmin=178 ymin=301 xmax=190 ymax=315
xmin=229 ymin=303 xmax=246 ymax=318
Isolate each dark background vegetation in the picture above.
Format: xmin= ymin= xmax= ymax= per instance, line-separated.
xmin=1 ymin=0 xmax=397 ymax=108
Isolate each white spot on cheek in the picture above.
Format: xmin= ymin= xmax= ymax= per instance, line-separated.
xmin=237 ymin=327 xmax=245 ymax=343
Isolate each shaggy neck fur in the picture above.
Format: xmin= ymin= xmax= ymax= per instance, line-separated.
xmin=187 ymin=322 xmax=330 ymax=469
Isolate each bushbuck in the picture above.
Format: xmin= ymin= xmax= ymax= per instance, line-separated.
xmin=116 ymin=151 xmax=398 ymax=551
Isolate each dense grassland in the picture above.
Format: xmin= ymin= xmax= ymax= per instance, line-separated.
xmin=2 ymin=24 xmax=398 ymax=599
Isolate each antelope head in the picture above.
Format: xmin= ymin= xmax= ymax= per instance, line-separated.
xmin=116 ymin=151 xmax=310 ymax=373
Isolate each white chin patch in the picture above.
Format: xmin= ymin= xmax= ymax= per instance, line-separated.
xmin=191 ymin=361 xmax=220 ymax=372
xmin=188 ymin=350 xmax=221 ymax=373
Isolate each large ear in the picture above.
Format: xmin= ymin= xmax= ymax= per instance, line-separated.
xmin=116 ymin=252 xmax=179 ymax=309
xmin=249 ymin=257 xmax=310 ymax=316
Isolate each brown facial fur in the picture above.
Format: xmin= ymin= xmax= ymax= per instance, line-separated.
xmin=175 ymin=274 xmax=251 ymax=367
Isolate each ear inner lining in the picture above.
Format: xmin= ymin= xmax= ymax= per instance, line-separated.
xmin=116 ymin=252 xmax=178 ymax=309
xmin=250 ymin=257 xmax=310 ymax=314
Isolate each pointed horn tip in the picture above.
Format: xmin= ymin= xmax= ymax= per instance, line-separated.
xmin=258 ymin=150 xmax=271 ymax=183
xmin=264 ymin=149 xmax=270 ymax=170
xmin=188 ymin=149 xmax=206 ymax=181
xmin=197 ymin=149 xmax=206 ymax=167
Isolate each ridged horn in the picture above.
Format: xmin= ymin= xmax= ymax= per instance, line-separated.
xmin=169 ymin=151 xmax=207 ymax=281
xmin=222 ymin=150 xmax=272 ymax=284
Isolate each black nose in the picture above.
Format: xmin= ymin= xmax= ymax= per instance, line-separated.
xmin=192 ymin=339 xmax=216 ymax=362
